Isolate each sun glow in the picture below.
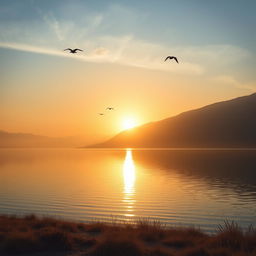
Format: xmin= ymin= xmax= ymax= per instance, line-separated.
xmin=122 ymin=118 xmax=137 ymax=130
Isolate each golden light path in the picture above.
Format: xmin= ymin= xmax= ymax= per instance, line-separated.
xmin=122 ymin=149 xmax=136 ymax=218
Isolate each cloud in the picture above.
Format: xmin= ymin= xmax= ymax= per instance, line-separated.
xmin=0 ymin=41 xmax=66 ymax=57
xmin=0 ymin=2 xmax=251 ymax=77
xmin=0 ymin=41 xmax=102 ymax=63
xmin=213 ymin=75 xmax=256 ymax=91
xmin=0 ymin=36 xmax=204 ymax=75
xmin=214 ymin=75 xmax=241 ymax=86
xmin=92 ymin=47 xmax=109 ymax=56
xmin=97 ymin=35 xmax=204 ymax=75
xmin=43 ymin=13 xmax=65 ymax=41
xmin=0 ymin=36 xmax=249 ymax=77
xmin=180 ymin=44 xmax=250 ymax=66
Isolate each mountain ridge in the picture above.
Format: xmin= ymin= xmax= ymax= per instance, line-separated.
xmin=90 ymin=93 xmax=256 ymax=148
xmin=0 ymin=130 xmax=83 ymax=148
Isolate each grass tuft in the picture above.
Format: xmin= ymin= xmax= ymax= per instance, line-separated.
xmin=91 ymin=235 xmax=143 ymax=256
xmin=181 ymin=247 xmax=210 ymax=256
xmin=0 ymin=215 xmax=255 ymax=256
xmin=162 ymin=237 xmax=194 ymax=249
xmin=38 ymin=227 xmax=73 ymax=250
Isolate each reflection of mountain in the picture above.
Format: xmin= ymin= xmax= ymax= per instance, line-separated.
xmin=0 ymin=130 xmax=82 ymax=148
xmin=131 ymin=149 xmax=256 ymax=199
xmin=94 ymin=93 xmax=256 ymax=148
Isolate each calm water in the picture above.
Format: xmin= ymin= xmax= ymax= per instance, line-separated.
xmin=0 ymin=149 xmax=256 ymax=233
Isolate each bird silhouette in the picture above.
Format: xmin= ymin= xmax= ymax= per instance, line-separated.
xmin=164 ymin=56 xmax=179 ymax=63
xmin=106 ymin=107 xmax=114 ymax=110
xmin=98 ymin=113 xmax=104 ymax=116
xmin=64 ymin=48 xmax=83 ymax=54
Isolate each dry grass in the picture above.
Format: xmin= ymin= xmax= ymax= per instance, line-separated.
xmin=0 ymin=215 xmax=255 ymax=255
xmin=90 ymin=234 xmax=143 ymax=256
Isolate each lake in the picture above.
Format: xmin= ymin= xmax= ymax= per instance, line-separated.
xmin=0 ymin=148 xmax=256 ymax=233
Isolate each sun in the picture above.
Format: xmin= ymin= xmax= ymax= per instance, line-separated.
xmin=122 ymin=118 xmax=137 ymax=130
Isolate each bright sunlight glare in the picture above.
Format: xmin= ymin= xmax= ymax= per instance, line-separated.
xmin=122 ymin=118 xmax=137 ymax=130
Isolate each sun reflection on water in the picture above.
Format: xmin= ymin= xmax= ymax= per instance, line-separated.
xmin=123 ymin=149 xmax=136 ymax=217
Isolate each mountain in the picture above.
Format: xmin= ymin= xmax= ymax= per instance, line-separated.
xmin=0 ymin=131 xmax=83 ymax=148
xmin=92 ymin=93 xmax=256 ymax=148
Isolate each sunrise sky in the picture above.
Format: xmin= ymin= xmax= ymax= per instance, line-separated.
xmin=0 ymin=0 xmax=256 ymax=144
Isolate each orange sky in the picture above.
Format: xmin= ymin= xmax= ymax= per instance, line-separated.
xmin=0 ymin=0 xmax=255 ymax=144
xmin=0 ymin=53 xmax=250 ymax=144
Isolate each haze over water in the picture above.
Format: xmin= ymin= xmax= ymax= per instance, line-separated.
xmin=0 ymin=148 xmax=256 ymax=233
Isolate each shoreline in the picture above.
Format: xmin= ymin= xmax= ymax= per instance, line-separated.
xmin=0 ymin=214 xmax=255 ymax=256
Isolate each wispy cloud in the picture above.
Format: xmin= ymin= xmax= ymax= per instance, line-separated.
xmin=0 ymin=42 xmax=65 ymax=57
xmin=214 ymin=75 xmax=256 ymax=91
xmin=0 ymin=41 xmax=110 ymax=64
xmin=0 ymin=2 xmax=204 ymax=75
xmin=0 ymin=36 xmax=250 ymax=78
xmin=92 ymin=47 xmax=109 ymax=56
xmin=0 ymin=37 xmax=204 ymax=75
xmin=43 ymin=13 xmax=65 ymax=41
xmin=0 ymin=1 xmax=252 ymax=81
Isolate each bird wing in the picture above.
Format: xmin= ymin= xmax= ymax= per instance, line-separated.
xmin=74 ymin=49 xmax=83 ymax=52
xmin=64 ymin=48 xmax=72 ymax=51
xmin=164 ymin=56 xmax=170 ymax=61
xmin=174 ymin=57 xmax=179 ymax=63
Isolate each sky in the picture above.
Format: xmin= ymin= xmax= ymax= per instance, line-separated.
xmin=0 ymin=0 xmax=256 ymax=144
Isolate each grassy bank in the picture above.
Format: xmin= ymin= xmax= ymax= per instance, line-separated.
xmin=0 ymin=215 xmax=255 ymax=256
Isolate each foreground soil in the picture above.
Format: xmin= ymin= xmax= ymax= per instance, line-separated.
xmin=0 ymin=215 xmax=255 ymax=256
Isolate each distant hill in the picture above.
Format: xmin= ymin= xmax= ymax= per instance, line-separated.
xmin=0 ymin=131 xmax=82 ymax=148
xmin=92 ymin=93 xmax=256 ymax=148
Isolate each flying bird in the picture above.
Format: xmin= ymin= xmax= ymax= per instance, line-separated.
xmin=64 ymin=48 xmax=83 ymax=54
xmin=106 ymin=107 xmax=114 ymax=110
xmin=98 ymin=113 xmax=104 ymax=116
xmin=164 ymin=56 xmax=179 ymax=63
